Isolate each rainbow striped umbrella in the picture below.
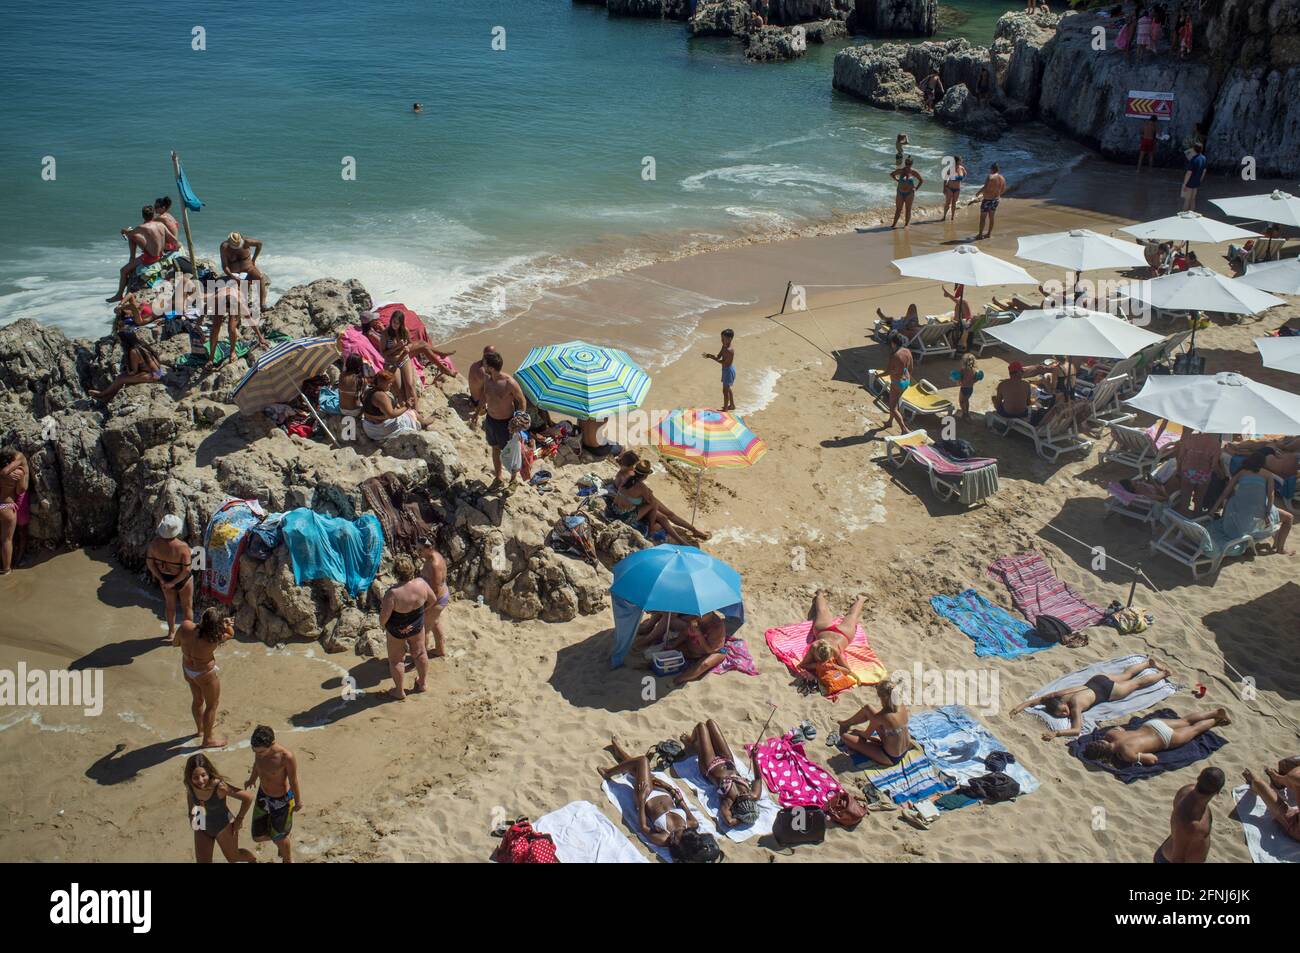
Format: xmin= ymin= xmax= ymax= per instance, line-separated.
xmin=515 ymin=341 xmax=650 ymax=419
xmin=656 ymin=409 xmax=767 ymax=522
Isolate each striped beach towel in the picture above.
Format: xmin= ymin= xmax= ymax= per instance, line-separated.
xmin=764 ymin=618 xmax=888 ymax=699
xmin=930 ymin=590 xmax=1053 ymax=659
xmin=911 ymin=706 xmax=1040 ymax=797
xmin=988 ymin=552 xmax=1105 ymax=632
xmin=849 ymin=743 xmax=956 ymax=804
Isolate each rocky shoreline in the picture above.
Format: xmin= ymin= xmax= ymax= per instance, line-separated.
xmin=833 ymin=5 xmax=1300 ymax=176
xmin=0 ymin=280 xmax=658 ymax=658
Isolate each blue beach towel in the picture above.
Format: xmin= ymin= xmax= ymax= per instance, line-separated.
xmin=910 ymin=705 xmax=1040 ymax=801
xmin=930 ymin=589 xmax=1053 ymax=659
xmin=1068 ymin=708 xmax=1227 ymax=783
xmin=280 ymin=509 xmax=384 ymax=597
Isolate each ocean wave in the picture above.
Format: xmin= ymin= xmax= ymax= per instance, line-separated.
xmin=680 ymin=162 xmax=883 ymax=199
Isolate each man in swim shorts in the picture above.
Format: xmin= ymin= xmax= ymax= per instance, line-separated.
xmin=994 ymin=362 xmax=1034 ymax=420
xmin=973 ymin=162 xmax=1006 ymax=240
xmin=703 ymin=328 xmax=736 ymax=411
xmin=108 ymin=206 xmax=169 ymax=302
xmin=0 ymin=448 xmax=31 ymax=574
xmin=1083 ymin=708 xmax=1230 ymax=767
xmin=883 ymin=332 xmax=913 ymax=433
xmin=479 ymin=350 xmax=526 ymax=491
xmin=1136 ymin=115 xmax=1158 ymax=171
xmin=246 ymin=725 xmax=301 ymax=862
xmin=1155 ymin=767 xmax=1224 ymax=863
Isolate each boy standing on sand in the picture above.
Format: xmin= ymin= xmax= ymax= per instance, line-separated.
xmin=704 ymin=329 xmax=736 ymax=411
xmin=246 ymin=725 xmax=301 ymax=863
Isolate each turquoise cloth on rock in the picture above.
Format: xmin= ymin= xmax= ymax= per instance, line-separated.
xmin=280 ymin=509 xmax=384 ymax=597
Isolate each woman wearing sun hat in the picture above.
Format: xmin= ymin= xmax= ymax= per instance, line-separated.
xmin=146 ymin=513 xmax=194 ymax=643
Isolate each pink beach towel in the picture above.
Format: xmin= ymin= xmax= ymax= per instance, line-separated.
xmin=746 ymin=734 xmax=843 ymax=809
xmin=713 ymin=636 xmax=758 ymax=677
xmin=764 ymin=618 xmax=888 ymax=699
xmin=988 ymin=552 xmax=1105 ymax=632
xmin=340 ymin=326 xmax=385 ymax=374
xmin=374 ymin=302 xmax=456 ymax=379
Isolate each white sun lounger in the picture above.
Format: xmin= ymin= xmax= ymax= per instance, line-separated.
xmin=986 ymin=407 xmax=1092 ymax=462
xmin=1149 ymin=510 xmax=1267 ymax=579
xmin=884 ymin=430 xmax=1000 ymax=506
xmin=905 ymin=320 xmax=956 ymax=364
xmin=1101 ymin=422 xmax=1180 ymax=475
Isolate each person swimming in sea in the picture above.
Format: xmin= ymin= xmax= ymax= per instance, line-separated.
xmin=413 ymin=102 xmax=423 ymax=113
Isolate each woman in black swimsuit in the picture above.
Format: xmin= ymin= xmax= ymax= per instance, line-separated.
xmin=183 ymin=753 xmax=256 ymax=863
xmin=380 ymin=555 xmax=436 ymax=700
xmin=1011 ymin=656 xmax=1173 ymax=740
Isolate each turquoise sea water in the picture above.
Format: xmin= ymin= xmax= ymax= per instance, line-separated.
xmin=0 ymin=0 xmax=1079 ymax=343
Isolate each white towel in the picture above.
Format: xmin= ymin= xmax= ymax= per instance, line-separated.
xmin=601 ymin=771 xmax=717 ymax=862
xmin=672 ymin=754 xmax=778 ymax=843
xmin=533 ymin=800 xmax=648 ymax=864
xmin=1232 ymin=784 xmax=1300 ymax=864
xmin=1022 ymin=654 xmax=1174 ymax=734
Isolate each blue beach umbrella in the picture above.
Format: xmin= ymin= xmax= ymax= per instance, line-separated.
xmin=610 ymin=544 xmax=742 ymax=616
xmin=515 ymin=340 xmax=650 ymax=419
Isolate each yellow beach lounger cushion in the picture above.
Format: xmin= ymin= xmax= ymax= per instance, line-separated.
xmin=867 ymin=371 xmax=956 ymax=420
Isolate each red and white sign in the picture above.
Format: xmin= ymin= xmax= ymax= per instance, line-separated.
xmin=1126 ymin=90 xmax=1175 ymax=120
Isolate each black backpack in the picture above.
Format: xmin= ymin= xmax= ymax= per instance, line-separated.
xmin=960 ymin=771 xmax=1020 ymax=803
xmin=1034 ymin=614 xmax=1072 ymax=643
xmin=937 ymin=438 xmax=976 ymax=460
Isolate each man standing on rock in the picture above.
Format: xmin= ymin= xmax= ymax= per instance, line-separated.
xmin=467 ymin=345 xmax=497 ymax=428
xmin=1181 ymin=142 xmax=1208 ymax=212
xmin=973 ymin=163 xmax=1006 ymax=240
xmin=480 ymin=351 xmax=526 ymax=491
xmin=147 ymin=514 xmax=194 ymax=643
xmin=219 ymin=232 xmax=269 ymax=313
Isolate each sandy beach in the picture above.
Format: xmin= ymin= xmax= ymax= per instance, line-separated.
xmin=3 ymin=156 xmax=1299 ymax=864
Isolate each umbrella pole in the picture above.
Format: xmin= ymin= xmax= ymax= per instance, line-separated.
xmin=691 ymin=468 xmax=702 ymax=528
xmin=296 ymin=383 xmax=340 ymax=446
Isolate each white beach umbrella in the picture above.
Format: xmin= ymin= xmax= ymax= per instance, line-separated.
xmin=891 ymin=243 xmax=1038 ymax=287
xmin=1015 ymin=228 xmax=1149 ymax=272
xmin=985 ymin=306 xmax=1164 ymax=360
xmin=1119 ymin=211 xmax=1258 ymax=244
xmin=1210 ymin=190 xmax=1300 ymax=228
xmin=1119 ymin=267 xmax=1285 ymax=316
xmin=1125 ymin=372 xmax=1300 ymax=435
xmin=1236 ymin=258 xmax=1300 ymax=296
xmin=1255 ymin=337 xmax=1300 ymax=376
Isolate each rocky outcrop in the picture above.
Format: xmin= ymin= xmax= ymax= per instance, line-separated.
xmin=934 ymin=84 xmax=1007 ymax=141
xmin=689 ymin=0 xmax=752 ymax=36
xmin=607 ymin=0 xmax=690 ymax=19
xmin=848 ymin=0 xmax=935 ymax=37
xmin=744 ymin=25 xmax=809 ymax=61
xmin=993 ymin=10 xmax=1058 ymax=107
xmin=833 ymin=38 xmax=992 ymax=114
xmin=764 ymin=0 xmax=851 ymax=26
xmin=0 ymin=278 xmax=644 ymax=651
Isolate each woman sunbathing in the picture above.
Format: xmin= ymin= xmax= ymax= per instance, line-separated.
xmin=874 ymin=304 xmax=920 ymax=342
xmin=598 ymin=736 xmax=722 ymax=862
xmin=835 ymin=680 xmax=910 ymax=764
xmin=607 ymin=460 xmax=708 ymax=544
xmin=1011 ymin=657 xmax=1173 ymax=740
xmin=1083 ymin=708 xmax=1231 ymax=766
xmin=797 ymin=590 xmax=864 ymax=695
xmin=89 ymin=328 xmax=166 ymax=403
xmin=679 ymin=719 xmax=763 ymax=828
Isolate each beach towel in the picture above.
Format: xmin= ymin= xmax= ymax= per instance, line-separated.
xmin=1022 ymin=655 xmax=1175 ymax=734
xmin=600 ymin=772 xmax=716 ymax=862
xmin=340 ymin=325 xmax=386 ymax=374
xmin=930 ymin=590 xmax=1052 ymax=659
xmin=988 ymin=552 xmax=1105 ymax=632
xmin=714 ymin=636 xmax=757 ymax=677
xmin=202 ymin=499 xmax=265 ymax=604
xmin=1068 ymin=708 xmax=1227 ymax=783
xmin=672 ymin=754 xmax=777 ymax=842
xmin=533 ymin=800 xmax=648 ymax=864
xmin=911 ymin=705 xmax=1039 ymax=798
xmin=746 ymin=733 xmax=844 ymax=809
xmin=764 ymin=618 xmax=887 ymax=699
xmin=374 ymin=303 xmax=456 ymax=378
xmin=842 ymin=742 xmax=956 ymax=805
xmin=175 ymin=330 xmax=289 ymax=368
xmin=280 ymin=509 xmax=384 ymax=597
xmin=1231 ymin=784 xmax=1300 ymax=864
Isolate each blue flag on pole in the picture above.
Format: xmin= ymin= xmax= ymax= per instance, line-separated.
xmin=176 ymin=160 xmax=203 ymax=212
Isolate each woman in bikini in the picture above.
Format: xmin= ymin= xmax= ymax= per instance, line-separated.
xmin=1011 ymin=656 xmax=1173 ymax=740
xmin=679 ymin=719 xmax=764 ymax=829
xmin=665 ymin=612 xmax=729 ymax=684
xmin=382 ymin=311 xmax=458 ymax=407
xmin=380 ymin=555 xmax=436 ymax=700
xmin=598 ymin=735 xmax=722 ymax=863
xmin=183 ymin=752 xmax=257 ymax=863
xmin=175 ymin=608 xmax=235 ymax=748
xmin=798 ymin=589 xmax=865 ymax=687
xmin=942 ymin=154 xmax=966 ymax=221
xmin=890 ymin=156 xmax=924 ymax=229
xmin=148 ymin=514 xmax=194 ymax=642
xmin=1171 ymin=429 xmax=1222 ymax=515
xmin=89 ymin=328 xmax=165 ymax=403
xmin=417 ymin=536 xmax=451 ymax=658
xmin=608 ymin=461 xmax=708 ymax=544
xmin=836 ymin=680 xmax=910 ymax=765
xmin=337 ymin=353 xmax=368 ymax=420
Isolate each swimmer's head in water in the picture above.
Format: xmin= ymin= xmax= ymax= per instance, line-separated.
xmin=413 ymin=102 xmax=423 ymax=111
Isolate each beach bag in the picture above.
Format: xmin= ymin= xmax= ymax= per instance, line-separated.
xmin=546 ymin=512 xmax=597 ymax=565
xmin=959 ymin=772 xmax=1020 ymax=803
xmin=825 ymin=790 xmax=868 ymax=829
xmin=494 ymin=817 xmax=559 ymax=864
xmin=773 ymin=806 xmax=826 ymax=847
xmin=1034 ymin=614 xmax=1072 ymax=644
xmin=937 ymin=438 xmax=976 ymax=460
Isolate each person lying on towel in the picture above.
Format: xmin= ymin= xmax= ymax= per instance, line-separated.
xmin=1012 ymin=656 xmax=1173 ymax=741
xmin=1241 ymin=760 xmax=1300 ymax=844
xmin=680 ymin=719 xmax=764 ymax=829
xmin=598 ymin=736 xmax=722 ymax=863
xmin=1084 ymin=708 xmax=1231 ymax=767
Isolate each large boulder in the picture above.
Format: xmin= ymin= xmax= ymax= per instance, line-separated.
xmin=607 ymin=0 xmax=691 ymax=19
xmin=848 ymin=0 xmax=936 ymax=37
xmin=934 ymin=83 xmax=1008 ymax=140
xmin=689 ymin=0 xmax=751 ymax=36
xmin=744 ymin=25 xmax=809 ymax=61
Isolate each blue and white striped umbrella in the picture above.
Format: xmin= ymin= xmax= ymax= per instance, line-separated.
xmin=231 ymin=335 xmax=340 ymax=415
xmin=515 ymin=340 xmax=650 ymax=419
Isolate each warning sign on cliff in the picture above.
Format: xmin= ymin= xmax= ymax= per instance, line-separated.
xmin=1126 ymin=91 xmax=1175 ymax=120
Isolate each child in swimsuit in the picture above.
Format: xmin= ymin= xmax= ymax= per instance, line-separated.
xmin=951 ymin=353 xmax=983 ymax=419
